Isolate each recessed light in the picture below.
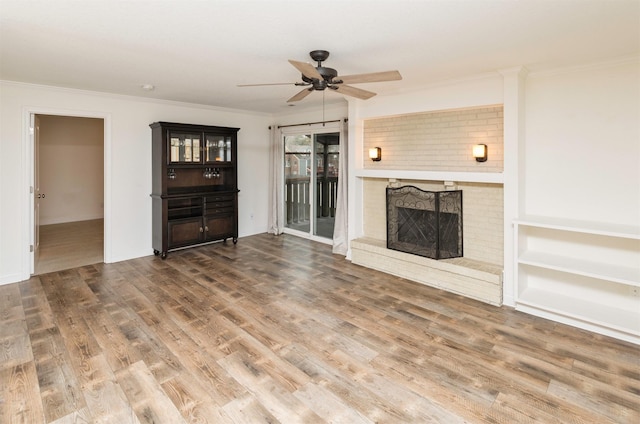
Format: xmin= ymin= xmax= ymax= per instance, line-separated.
xmin=141 ymin=84 xmax=155 ymax=91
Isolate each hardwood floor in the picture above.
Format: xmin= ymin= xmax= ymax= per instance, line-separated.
xmin=2 ymin=233 xmax=638 ymax=423
xmin=35 ymin=219 xmax=104 ymax=275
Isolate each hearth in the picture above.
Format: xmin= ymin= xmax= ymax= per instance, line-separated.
xmin=386 ymin=186 xmax=463 ymax=259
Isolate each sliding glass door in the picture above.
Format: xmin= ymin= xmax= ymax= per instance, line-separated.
xmin=284 ymin=134 xmax=311 ymax=234
xmin=284 ymin=131 xmax=340 ymax=240
xmin=314 ymin=133 xmax=339 ymax=238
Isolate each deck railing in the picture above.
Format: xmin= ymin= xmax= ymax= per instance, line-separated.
xmin=285 ymin=176 xmax=338 ymax=224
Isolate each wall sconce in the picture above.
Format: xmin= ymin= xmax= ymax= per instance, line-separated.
xmin=472 ymin=144 xmax=487 ymax=162
xmin=369 ymin=147 xmax=382 ymax=162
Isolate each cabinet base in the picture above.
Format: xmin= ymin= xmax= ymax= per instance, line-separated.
xmin=154 ymin=237 xmax=238 ymax=259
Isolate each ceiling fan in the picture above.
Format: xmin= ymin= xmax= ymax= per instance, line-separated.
xmin=238 ymin=50 xmax=402 ymax=103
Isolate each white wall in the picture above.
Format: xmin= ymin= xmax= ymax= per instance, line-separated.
xmin=38 ymin=115 xmax=104 ymax=225
xmin=0 ymin=81 xmax=272 ymax=284
xmin=274 ymin=102 xmax=348 ymax=127
xmin=524 ymin=58 xmax=640 ymax=225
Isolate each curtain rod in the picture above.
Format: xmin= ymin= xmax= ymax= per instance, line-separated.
xmin=269 ymin=118 xmax=347 ymax=130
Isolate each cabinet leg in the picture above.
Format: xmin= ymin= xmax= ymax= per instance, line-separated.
xmin=233 ymin=237 xmax=238 ymax=244
xmin=161 ymin=251 xmax=167 ymax=260
xmin=154 ymin=250 xmax=160 ymax=256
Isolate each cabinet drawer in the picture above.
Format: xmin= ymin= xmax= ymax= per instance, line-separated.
xmin=205 ymin=194 xmax=234 ymax=203
xmin=205 ymin=195 xmax=234 ymax=216
xmin=205 ymin=204 xmax=234 ymax=216
xmin=168 ymin=217 xmax=202 ymax=248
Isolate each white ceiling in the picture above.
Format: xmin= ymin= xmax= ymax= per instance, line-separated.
xmin=1 ymin=0 xmax=638 ymax=114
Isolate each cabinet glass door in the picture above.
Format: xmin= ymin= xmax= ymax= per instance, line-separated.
xmin=205 ymin=134 xmax=232 ymax=163
xmin=169 ymin=132 xmax=201 ymax=163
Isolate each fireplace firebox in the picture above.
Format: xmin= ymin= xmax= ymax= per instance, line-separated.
xmin=386 ymin=186 xmax=462 ymax=259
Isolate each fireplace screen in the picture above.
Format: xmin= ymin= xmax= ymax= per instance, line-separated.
xmin=386 ymin=186 xmax=462 ymax=259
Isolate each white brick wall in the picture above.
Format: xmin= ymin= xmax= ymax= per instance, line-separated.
xmin=358 ymin=105 xmax=504 ymax=305
xmin=363 ymin=105 xmax=504 ymax=173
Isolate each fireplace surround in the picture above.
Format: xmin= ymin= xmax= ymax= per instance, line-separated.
xmin=387 ymin=186 xmax=463 ymax=260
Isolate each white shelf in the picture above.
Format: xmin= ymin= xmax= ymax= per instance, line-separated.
xmin=517 ymin=287 xmax=640 ymax=343
xmin=514 ymin=216 xmax=640 ymax=345
xmin=355 ymin=169 xmax=504 ymax=184
xmin=518 ymin=251 xmax=640 ymax=287
xmin=515 ymin=215 xmax=640 ymax=239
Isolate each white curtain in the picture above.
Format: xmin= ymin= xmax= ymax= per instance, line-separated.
xmin=267 ymin=125 xmax=284 ymax=235
xmin=332 ymin=119 xmax=348 ymax=256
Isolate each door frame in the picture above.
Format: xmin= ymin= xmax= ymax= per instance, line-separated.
xmin=23 ymin=106 xmax=112 ymax=277
xmin=281 ymin=121 xmax=341 ymax=245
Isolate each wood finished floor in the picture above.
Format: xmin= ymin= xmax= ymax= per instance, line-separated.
xmin=35 ymin=219 xmax=104 ymax=275
xmin=1 ymin=233 xmax=638 ymax=423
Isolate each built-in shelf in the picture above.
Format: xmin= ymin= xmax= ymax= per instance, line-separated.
xmin=518 ymin=251 xmax=640 ymax=287
xmin=514 ymin=216 xmax=640 ymax=345
xmin=515 ymin=215 xmax=640 ymax=239
xmin=355 ymin=169 xmax=504 ymax=184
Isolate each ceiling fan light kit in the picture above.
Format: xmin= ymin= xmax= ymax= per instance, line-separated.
xmin=239 ymin=50 xmax=402 ymax=103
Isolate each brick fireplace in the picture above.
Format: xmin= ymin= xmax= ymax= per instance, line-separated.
xmin=351 ymin=105 xmax=505 ymax=306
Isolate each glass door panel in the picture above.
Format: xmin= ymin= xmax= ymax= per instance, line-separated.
xmin=205 ymin=134 xmax=232 ymax=163
xmin=169 ymin=132 xmax=200 ymax=163
xmin=284 ymin=134 xmax=311 ymax=233
xmin=314 ymin=133 xmax=339 ymax=238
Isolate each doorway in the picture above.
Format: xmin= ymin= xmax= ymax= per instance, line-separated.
xmin=283 ymin=130 xmax=340 ymax=241
xmin=32 ymin=114 xmax=105 ymax=275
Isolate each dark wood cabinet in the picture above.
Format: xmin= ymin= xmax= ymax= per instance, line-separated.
xmin=150 ymin=122 xmax=239 ymax=258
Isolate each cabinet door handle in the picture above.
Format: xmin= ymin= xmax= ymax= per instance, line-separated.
xmin=205 ymin=226 xmax=209 ymax=232
xmin=199 ymin=227 xmax=204 ymax=233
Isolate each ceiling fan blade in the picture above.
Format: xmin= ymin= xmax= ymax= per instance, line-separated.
xmin=287 ymin=88 xmax=314 ymax=102
xmin=334 ymin=84 xmax=377 ymax=100
xmin=338 ymin=70 xmax=402 ymax=84
xmin=237 ymin=82 xmax=296 ymax=87
xmin=288 ymin=60 xmax=323 ymax=80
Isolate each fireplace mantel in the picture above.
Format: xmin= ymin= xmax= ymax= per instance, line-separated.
xmin=355 ymin=169 xmax=503 ymax=184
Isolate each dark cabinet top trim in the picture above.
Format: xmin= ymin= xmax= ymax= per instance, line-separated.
xmin=150 ymin=121 xmax=240 ymax=133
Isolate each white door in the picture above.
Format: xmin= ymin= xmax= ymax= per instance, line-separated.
xmin=31 ymin=114 xmax=41 ymax=273
xmin=35 ymin=115 xmax=41 ymax=266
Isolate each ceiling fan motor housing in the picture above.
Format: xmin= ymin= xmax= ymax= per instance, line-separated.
xmin=302 ymin=66 xmax=340 ymax=90
xmin=301 ymin=50 xmax=342 ymax=90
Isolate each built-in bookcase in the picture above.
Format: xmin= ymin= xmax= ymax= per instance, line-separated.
xmin=513 ymin=215 xmax=640 ymax=344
